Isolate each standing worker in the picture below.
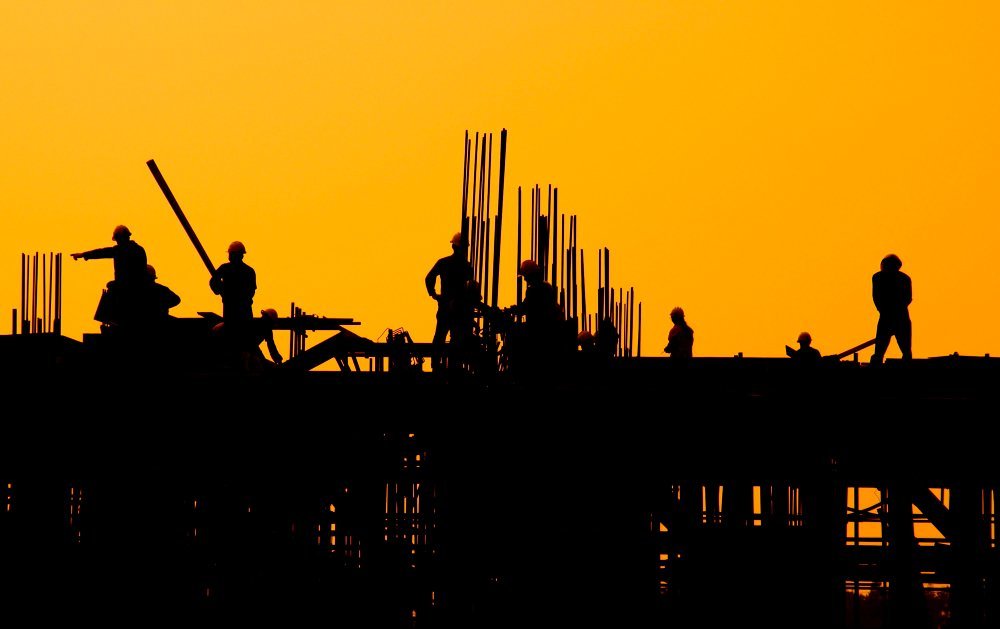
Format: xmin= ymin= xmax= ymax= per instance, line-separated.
xmin=664 ymin=307 xmax=694 ymax=362
xmin=71 ymin=224 xmax=148 ymax=326
xmin=210 ymin=241 xmax=258 ymax=365
xmin=870 ymin=253 xmax=912 ymax=364
xmin=425 ymin=232 xmax=474 ymax=372
xmin=210 ymin=241 xmax=257 ymax=323
xmin=504 ymin=259 xmax=563 ymax=377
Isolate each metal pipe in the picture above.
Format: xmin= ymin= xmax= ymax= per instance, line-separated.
xmin=552 ymin=187 xmax=558 ymax=290
xmin=20 ymin=253 xmax=26 ymax=334
xmin=470 ymin=133 xmax=480 ymax=272
xmin=571 ymin=217 xmax=578 ymax=321
xmin=460 ymin=131 xmax=470 ymax=250
xmin=517 ymin=186 xmax=523 ymax=306
xmin=146 ymin=159 xmax=217 ymax=276
xmin=636 ymin=301 xmax=642 ymax=358
xmin=490 ymin=129 xmax=507 ymax=309
xmin=580 ymin=249 xmax=587 ymax=332
xmin=545 ymin=184 xmax=552 ymax=282
xmin=55 ymin=253 xmax=61 ymax=335
xmin=629 ymin=287 xmax=635 ymax=358
xmin=604 ymin=248 xmax=610 ymax=322
xmin=32 ymin=253 xmax=38 ymax=334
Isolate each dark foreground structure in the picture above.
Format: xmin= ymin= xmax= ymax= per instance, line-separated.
xmin=0 ymin=331 xmax=997 ymax=628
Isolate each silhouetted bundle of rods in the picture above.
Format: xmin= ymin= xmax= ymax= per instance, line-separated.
xmin=14 ymin=252 xmax=62 ymax=335
xmin=459 ymin=128 xmax=640 ymax=357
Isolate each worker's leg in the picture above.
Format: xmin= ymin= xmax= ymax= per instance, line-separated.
xmin=896 ymin=317 xmax=912 ymax=360
xmin=871 ymin=317 xmax=891 ymax=365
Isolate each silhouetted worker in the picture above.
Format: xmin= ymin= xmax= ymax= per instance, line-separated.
xmin=505 ymin=260 xmax=562 ymax=377
xmin=211 ymin=307 xmax=283 ymax=372
xmin=508 ymin=260 xmax=561 ymax=334
xmin=664 ymin=307 xmax=694 ymax=362
xmin=142 ymin=264 xmax=181 ymax=321
xmin=595 ymin=316 xmax=619 ymax=360
xmin=870 ymin=253 xmax=912 ymax=364
xmin=210 ymin=241 xmax=257 ymax=323
xmin=71 ymin=224 xmax=148 ymax=325
xmin=787 ymin=331 xmax=821 ymax=365
xmin=425 ymin=232 xmax=474 ymax=371
xmin=253 ymin=308 xmax=284 ymax=367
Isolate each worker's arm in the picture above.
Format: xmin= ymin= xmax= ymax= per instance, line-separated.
xmin=265 ymin=330 xmax=282 ymax=364
xmin=209 ymin=267 xmax=223 ymax=295
xmin=71 ymin=246 xmax=115 ymax=261
xmin=425 ymin=262 xmax=440 ymax=299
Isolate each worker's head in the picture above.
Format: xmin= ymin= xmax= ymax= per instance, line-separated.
xmin=518 ymin=259 xmax=541 ymax=280
xmin=146 ymin=264 xmax=157 ymax=280
xmin=577 ymin=330 xmax=595 ymax=345
xmin=261 ymin=308 xmax=279 ymax=320
xmin=228 ymin=241 xmax=247 ymax=258
xmin=797 ymin=331 xmax=812 ymax=346
xmin=450 ymin=232 xmax=468 ymax=250
xmin=670 ymin=307 xmax=685 ymax=323
xmin=112 ymin=225 xmax=131 ymax=242
xmin=881 ymin=254 xmax=902 ymax=271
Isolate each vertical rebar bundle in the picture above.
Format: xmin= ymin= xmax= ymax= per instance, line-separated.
xmin=17 ymin=252 xmax=62 ymax=335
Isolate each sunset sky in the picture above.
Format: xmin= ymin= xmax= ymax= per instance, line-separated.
xmin=4 ymin=2 xmax=999 ymax=362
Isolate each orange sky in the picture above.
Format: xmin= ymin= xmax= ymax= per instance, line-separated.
xmin=4 ymin=2 xmax=1000 ymax=361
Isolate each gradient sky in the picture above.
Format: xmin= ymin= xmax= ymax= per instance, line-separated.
xmin=4 ymin=2 xmax=999 ymax=361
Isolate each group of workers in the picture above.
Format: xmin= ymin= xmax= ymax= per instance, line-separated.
xmin=73 ymin=224 xmax=915 ymax=374
xmin=425 ymin=232 xmax=915 ymax=370
xmin=72 ymin=226 xmax=282 ymax=370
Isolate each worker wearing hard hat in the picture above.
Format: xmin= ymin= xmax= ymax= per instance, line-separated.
xmin=210 ymin=241 xmax=257 ymax=323
xmin=870 ymin=253 xmax=913 ymax=365
xmin=503 ymin=259 xmax=563 ymax=379
xmin=71 ymin=224 xmax=149 ymax=325
xmin=142 ymin=264 xmax=181 ymax=321
xmin=425 ymin=232 xmax=474 ymax=371
xmin=787 ymin=331 xmax=821 ymax=365
xmin=664 ymin=306 xmax=694 ymax=362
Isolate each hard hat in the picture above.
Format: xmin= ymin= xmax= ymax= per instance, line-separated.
xmin=228 ymin=241 xmax=247 ymax=254
xmin=261 ymin=308 xmax=279 ymax=320
xmin=797 ymin=331 xmax=812 ymax=344
xmin=146 ymin=264 xmax=157 ymax=279
xmin=518 ymin=260 xmax=540 ymax=277
xmin=450 ymin=232 xmax=467 ymax=247
xmin=670 ymin=307 xmax=685 ymax=319
xmin=577 ymin=330 xmax=594 ymax=343
xmin=112 ymin=225 xmax=131 ymax=239
xmin=881 ymin=253 xmax=902 ymax=271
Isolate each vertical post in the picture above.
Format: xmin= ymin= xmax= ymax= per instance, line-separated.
xmin=41 ymin=254 xmax=46 ymax=333
xmin=604 ymin=248 xmax=610 ymax=324
xmin=597 ymin=252 xmax=603 ymax=323
xmin=546 ymin=184 xmax=552 ymax=282
xmin=32 ymin=253 xmax=38 ymax=334
xmin=21 ymin=253 xmax=26 ymax=334
xmin=490 ymin=128 xmax=507 ymax=309
xmin=461 ymin=132 xmax=471 ymax=252
xmin=637 ymin=302 xmax=642 ymax=357
xmin=48 ymin=253 xmax=54 ymax=332
xmin=580 ymin=249 xmax=587 ymax=332
xmin=482 ymin=216 xmax=490 ymax=299
xmin=470 ymin=133 xmax=480 ymax=268
xmin=517 ymin=187 xmax=523 ymax=307
xmin=11 ymin=309 xmax=16 ymax=335
xmin=560 ymin=214 xmax=566 ymax=302
xmin=552 ymin=187 xmax=558 ymax=291
xmin=55 ymin=253 xmax=62 ymax=336
xmin=571 ymin=217 xmax=578 ymax=322
xmin=629 ymin=287 xmax=635 ymax=358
